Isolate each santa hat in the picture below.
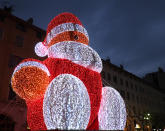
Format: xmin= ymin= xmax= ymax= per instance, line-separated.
xmin=35 ymin=12 xmax=89 ymax=57
xmin=35 ymin=12 xmax=102 ymax=73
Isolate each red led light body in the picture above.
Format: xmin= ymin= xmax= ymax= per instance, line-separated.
xmin=11 ymin=12 xmax=104 ymax=130
xmin=26 ymin=58 xmax=102 ymax=130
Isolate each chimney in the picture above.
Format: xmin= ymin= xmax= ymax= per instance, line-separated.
xmin=120 ymin=64 xmax=124 ymax=69
xmin=27 ymin=17 xmax=33 ymax=24
xmin=158 ymin=67 xmax=164 ymax=73
xmin=106 ymin=57 xmax=111 ymax=63
xmin=3 ymin=6 xmax=13 ymax=13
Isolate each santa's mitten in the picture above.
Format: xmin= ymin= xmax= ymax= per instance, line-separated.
xmin=43 ymin=74 xmax=91 ymax=130
xmin=11 ymin=58 xmax=50 ymax=100
xmin=98 ymin=87 xmax=127 ymax=130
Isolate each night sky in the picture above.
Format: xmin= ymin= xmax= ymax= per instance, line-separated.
xmin=1 ymin=0 xmax=165 ymax=77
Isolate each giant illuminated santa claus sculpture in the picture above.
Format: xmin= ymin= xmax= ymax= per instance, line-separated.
xmin=11 ymin=12 xmax=126 ymax=130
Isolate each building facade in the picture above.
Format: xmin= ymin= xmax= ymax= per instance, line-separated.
xmin=0 ymin=8 xmax=46 ymax=131
xmin=143 ymin=67 xmax=165 ymax=93
xmin=101 ymin=59 xmax=165 ymax=131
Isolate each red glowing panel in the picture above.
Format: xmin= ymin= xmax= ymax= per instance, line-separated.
xmin=26 ymin=98 xmax=47 ymax=131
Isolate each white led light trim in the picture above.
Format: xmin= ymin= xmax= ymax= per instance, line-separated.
xmin=48 ymin=41 xmax=103 ymax=73
xmin=35 ymin=42 xmax=48 ymax=57
xmin=43 ymin=74 xmax=91 ymax=130
xmin=12 ymin=61 xmax=50 ymax=79
xmin=45 ymin=23 xmax=89 ymax=45
xmin=98 ymin=87 xmax=127 ymax=130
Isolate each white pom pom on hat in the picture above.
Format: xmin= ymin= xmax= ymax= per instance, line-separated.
xmin=34 ymin=42 xmax=48 ymax=57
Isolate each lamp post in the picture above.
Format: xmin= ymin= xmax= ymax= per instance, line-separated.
xmin=143 ymin=113 xmax=152 ymax=131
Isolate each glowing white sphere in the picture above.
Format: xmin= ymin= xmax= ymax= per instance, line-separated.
xmin=98 ymin=87 xmax=127 ymax=130
xmin=43 ymin=74 xmax=91 ymax=130
xmin=34 ymin=42 xmax=48 ymax=57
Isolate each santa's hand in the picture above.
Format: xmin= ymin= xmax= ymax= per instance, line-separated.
xmin=11 ymin=59 xmax=50 ymax=100
xmin=43 ymin=74 xmax=91 ymax=130
xmin=98 ymin=87 xmax=127 ymax=130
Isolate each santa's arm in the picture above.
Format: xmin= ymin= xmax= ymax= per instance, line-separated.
xmin=11 ymin=58 xmax=50 ymax=101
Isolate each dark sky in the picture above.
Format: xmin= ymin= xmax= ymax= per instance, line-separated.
xmin=2 ymin=0 xmax=165 ymax=77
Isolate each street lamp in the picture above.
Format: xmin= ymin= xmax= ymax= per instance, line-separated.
xmin=143 ymin=113 xmax=152 ymax=131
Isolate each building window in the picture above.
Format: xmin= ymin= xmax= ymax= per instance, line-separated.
xmin=132 ymin=94 xmax=135 ymax=101
xmin=125 ymin=80 xmax=129 ymax=87
xmin=140 ymin=97 xmax=143 ymax=104
xmin=120 ymin=78 xmax=123 ymax=85
xmin=107 ymin=73 xmax=111 ymax=81
xmin=135 ymin=85 xmax=137 ymax=91
xmin=0 ymin=28 xmax=3 ymax=40
xmin=133 ymin=106 xmax=136 ymax=114
xmin=113 ymin=75 xmax=117 ymax=84
xmin=16 ymin=23 xmax=26 ymax=32
xmin=163 ymin=97 xmax=165 ymax=102
xmin=140 ymin=86 xmax=144 ymax=93
xmin=142 ymin=88 xmax=144 ymax=93
xmin=8 ymin=54 xmax=23 ymax=68
xmin=15 ymin=36 xmax=24 ymax=47
xmin=136 ymin=96 xmax=139 ymax=104
xmin=0 ymin=15 xmax=6 ymax=22
xmin=139 ymin=86 xmax=141 ymax=92
xmin=127 ymin=92 xmax=130 ymax=100
xmin=130 ymin=83 xmax=133 ymax=89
